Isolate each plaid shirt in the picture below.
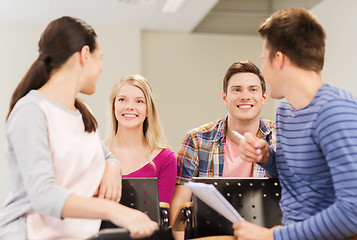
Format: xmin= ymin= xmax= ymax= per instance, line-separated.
xmin=176 ymin=116 xmax=276 ymax=184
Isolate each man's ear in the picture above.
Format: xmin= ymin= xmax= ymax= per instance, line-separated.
xmin=79 ymin=45 xmax=90 ymax=65
xmin=274 ymin=51 xmax=285 ymax=70
xmin=222 ymin=91 xmax=227 ymax=104
xmin=262 ymin=90 xmax=268 ymax=104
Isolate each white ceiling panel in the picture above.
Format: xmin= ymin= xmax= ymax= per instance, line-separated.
xmin=0 ymin=0 xmax=323 ymax=35
xmin=194 ymin=0 xmax=324 ymax=35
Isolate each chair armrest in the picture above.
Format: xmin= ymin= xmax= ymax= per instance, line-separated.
xmin=88 ymin=227 xmax=161 ymax=240
xmin=188 ymin=236 xmax=235 ymax=240
xmin=171 ymin=202 xmax=194 ymax=231
xmin=88 ymin=228 xmax=131 ymax=240
xmin=159 ymin=202 xmax=170 ymax=209
xmin=159 ymin=202 xmax=170 ymax=228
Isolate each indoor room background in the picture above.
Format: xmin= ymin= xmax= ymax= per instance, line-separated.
xmin=0 ymin=0 xmax=356 ymax=207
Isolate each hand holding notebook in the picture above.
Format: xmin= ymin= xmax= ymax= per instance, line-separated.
xmin=184 ymin=181 xmax=243 ymax=223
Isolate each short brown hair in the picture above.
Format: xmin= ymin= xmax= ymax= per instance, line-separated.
xmin=223 ymin=61 xmax=266 ymax=95
xmin=259 ymin=8 xmax=326 ymax=73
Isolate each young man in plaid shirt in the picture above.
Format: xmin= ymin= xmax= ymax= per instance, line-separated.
xmin=170 ymin=60 xmax=276 ymax=239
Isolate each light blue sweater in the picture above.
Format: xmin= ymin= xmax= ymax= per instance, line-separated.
xmin=264 ymin=84 xmax=357 ymax=239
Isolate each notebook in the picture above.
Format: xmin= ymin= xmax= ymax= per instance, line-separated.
xmin=191 ymin=177 xmax=282 ymax=237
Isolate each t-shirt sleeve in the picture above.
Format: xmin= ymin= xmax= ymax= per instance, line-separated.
xmin=156 ymin=149 xmax=177 ymax=204
xmin=100 ymin=139 xmax=121 ymax=167
xmin=7 ymin=103 xmax=70 ymax=219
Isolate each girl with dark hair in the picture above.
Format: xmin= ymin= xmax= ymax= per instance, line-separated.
xmin=0 ymin=16 xmax=157 ymax=239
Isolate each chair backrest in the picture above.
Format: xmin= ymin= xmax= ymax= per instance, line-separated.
xmin=100 ymin=177 xmax=160 ymax=229
xmin=89 ymin=178 xmax=174 ymax=240
xmin=191 ymin=177 xmax=282 ymax=237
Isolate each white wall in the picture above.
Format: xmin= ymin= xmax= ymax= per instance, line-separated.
xmin=312 ymin=0 xmax=357 ymax=97
xmin=0 ymin=23 xmax=44 ymax=209
xmin=142 ymin=31 xmax=278 ymax=153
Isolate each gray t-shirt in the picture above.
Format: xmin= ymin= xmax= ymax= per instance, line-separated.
xmin=0 ymin=90 xmax=117 ymax=239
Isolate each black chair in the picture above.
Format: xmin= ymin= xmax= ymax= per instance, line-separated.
xmin=159 ymin=202 xmax=171 ymax=229
xmin=88 ymin=178 xmax=172 ymax=240
xmin=189 ymin=177 xmax=282 ymax=238
xmin=171 ymin=202 xmax=194 ymax=238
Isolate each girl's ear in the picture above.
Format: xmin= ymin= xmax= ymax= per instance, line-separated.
xmin=79 ymin=45 xmax=90 ymax=65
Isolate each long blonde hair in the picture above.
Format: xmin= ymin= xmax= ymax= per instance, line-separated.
xmin=108 ymin=74 xmax=168 ymax=154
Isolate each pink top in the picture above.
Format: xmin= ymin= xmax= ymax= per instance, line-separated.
xmin=26 ymin=93 xmax=105 ymax=239
xmin=123 ymin=148 xmax=177 ymax=204
xmin=222 ymin=137 xmax=253 ymax=177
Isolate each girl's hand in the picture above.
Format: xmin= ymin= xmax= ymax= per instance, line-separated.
xmin=94 ymin=161 xmax=122 ymax=202
xmin=111 ymin=205 xmax=158 ymax=239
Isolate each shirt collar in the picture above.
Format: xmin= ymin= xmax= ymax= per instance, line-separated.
xmin=212 ymin=116 xmax=228 ymax=143
xmin=258 ymin=117 xmax=273 ymax=138
xmin=211 ymin=116 xmax=272 ymax=142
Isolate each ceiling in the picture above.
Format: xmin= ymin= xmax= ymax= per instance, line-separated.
xmin=0 ymin=0 xmax=323 ymax=35
xmin=194 ymin=0 xmax=324 ymax=35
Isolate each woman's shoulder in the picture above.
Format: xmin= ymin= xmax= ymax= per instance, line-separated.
xmin=158 ymin=148 xmax=175 ymax=157
xmin=8 ymin=91 xmax=46 ymax=126
xmin=153 ymin=148 xmax=177 ymax=175
xmin=153 ymin=148 xmax=176 ymax=164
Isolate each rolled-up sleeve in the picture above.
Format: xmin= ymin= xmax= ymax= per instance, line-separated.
xmin=176 ymin=133 xmax=199 ymax=184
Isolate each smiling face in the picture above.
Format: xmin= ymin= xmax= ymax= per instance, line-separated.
xmin=222 ymin=72 xmax=267 ymax=122
xmin=114 ymin=83 xmax=147 ymax=130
